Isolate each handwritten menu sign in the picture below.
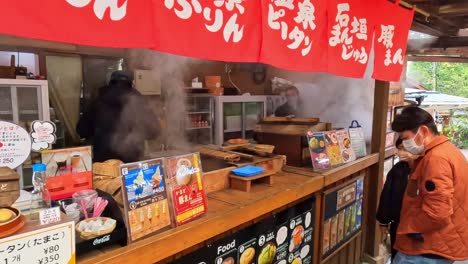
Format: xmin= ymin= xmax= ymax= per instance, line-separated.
xmin=30 ymin=121 xmax=56 ymax=152
xmin=0 ymin=121 xmax=31 ymax=169
xmin=0 ymin=222 xmax=75 ymax=264
xmin=165 ymin=153 xmax=207 ymax=226
xmin=120 ymin=158 xmax=172 ymax=243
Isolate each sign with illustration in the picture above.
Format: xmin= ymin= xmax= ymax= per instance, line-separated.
xmin=165 ymin=153 xmax=207 ymax=226
xmin=170 ymin=196 xmax=316 ymax=264
xmin=120 ymin=158 xmax=172 ymax=243
xmin=30 ymin=120 xmax=56 ymax=152
xmin=322 ymin=176 xmax=364 ymax=259
xmin=0 ymin=121 xmax=32 ymax=169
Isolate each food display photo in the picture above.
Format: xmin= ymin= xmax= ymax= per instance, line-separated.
xmin=324 ymin=131 xmax=343 ymax=167
xmin=120 ymin=158 xmax=172 ymax=243
xmin=307 ymin=131 xmax=330 ymax=171
xmin=165 ymin=153 xmax=207 ymax=226
xmin=336 ymin=129 xmax=356 ymax=163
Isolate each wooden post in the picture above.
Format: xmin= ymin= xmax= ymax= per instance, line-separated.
xmin=364 ymin=80 xmax=389 ymax=259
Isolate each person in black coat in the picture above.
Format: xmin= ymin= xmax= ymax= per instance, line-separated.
xmin=76 ymin=71 xmax=159 ymax=163
xmin=376 ymin=138 xmax=418 ymax=260
xmin=275 ymin=86 xmax=301 ymax=117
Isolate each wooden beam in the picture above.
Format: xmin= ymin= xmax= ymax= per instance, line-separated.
xmin=364 ymin=81 xmax=390 ymax=257
xmin=408 ymin=37 xmax=468 ymax=50
xmin=439 ymin=3 xmax=468 ymax=17
xmin=407 ymin=47 xmax=468 ymax=55
xmin=407 ymin=55 xmax=468 ymax=63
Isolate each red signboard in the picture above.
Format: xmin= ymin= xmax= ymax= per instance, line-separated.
xmin=372 ymin=0 xmax=414 ymax=82
xmin=260 ymin=0 xmax=328 ymax=72
xmin=327 ymin=0 xmax=376 ymax=78
xmin=152 ymin=0 xmax=262 ymax=62
xmin=0 ymin=0 xmax=154 ymax=48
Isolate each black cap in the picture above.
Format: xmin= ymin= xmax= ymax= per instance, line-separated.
xmin=110 ymin=71 xmax=133 ymax=84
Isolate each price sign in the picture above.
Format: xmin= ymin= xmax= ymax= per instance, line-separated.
xmin=39 ymin=207 xmax=61 ymax=225
xmin=0 ymin=222 xmax=75 ymax=264
xmin=0 ymin=121 xmax=32 ymax=169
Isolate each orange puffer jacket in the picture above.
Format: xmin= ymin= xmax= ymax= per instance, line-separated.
xmin=395 ymin=136 xmax=468 ymax=260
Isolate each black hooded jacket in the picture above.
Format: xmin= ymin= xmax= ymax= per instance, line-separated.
xmin=76 ymin=82 xmax=159 ymax=163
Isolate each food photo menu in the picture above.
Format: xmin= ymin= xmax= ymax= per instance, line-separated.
xmin=120 ymin=158 xmax=172 ymax=243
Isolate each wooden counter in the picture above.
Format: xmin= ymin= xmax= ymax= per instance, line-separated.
xmin=77 ymin=155 xmax=379 ymax=264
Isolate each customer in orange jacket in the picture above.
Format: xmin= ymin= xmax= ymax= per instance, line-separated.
xmin=391 ymin=106 xmax=468 ymax=263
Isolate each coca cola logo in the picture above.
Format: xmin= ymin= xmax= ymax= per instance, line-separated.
xmin=93 ymin=235 xmax=111 ymax=246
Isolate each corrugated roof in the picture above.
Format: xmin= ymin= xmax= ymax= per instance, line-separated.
xmin=405 ymin=88 xmax=468 ymax=110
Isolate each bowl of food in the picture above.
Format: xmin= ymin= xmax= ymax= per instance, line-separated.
xmin=76 ymin=217 xmax=116 ymax=240
xmin=0 ymin=207 xmax=25 ymax=238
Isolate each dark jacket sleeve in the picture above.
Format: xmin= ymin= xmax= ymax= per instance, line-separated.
xmin=376 ymin=167 xmax=395 ymax=225
xmin=76 ymin=102 xmax=96 ymax=139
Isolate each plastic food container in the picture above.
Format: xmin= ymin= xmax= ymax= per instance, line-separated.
xmin=232 ymin=166 xmax=265 ymax=177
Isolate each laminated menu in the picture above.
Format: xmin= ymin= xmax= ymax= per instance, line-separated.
xmin=348 ymin=120 xmax=367 ymax=158
xmin=336 ymin=129 xmax=356 ymax=163
xmin=120 ymin=158 xmax=172 ymax=243
xmin=322 ymin=219 xmax=331 ymax=255
xmin=287 ymin=208 xmax=314 ymax=264
xmin=324 ymin=131 xmax=343 ymax=166
xmin=356 ymin=200 xmax=362 ymax=230
xmin=307 ymin=131 xmax=331 ymax=171
xmin=337 ymin=211 xmax=345 ymax=243
xmin=165 ymin=153 xmax=207 ymax=226
xmin=330 ymin=216 xmax=338 ymax=249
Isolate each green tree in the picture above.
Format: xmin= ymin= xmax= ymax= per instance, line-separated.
xmin=407 ymin=62 xmax=468 ymax=98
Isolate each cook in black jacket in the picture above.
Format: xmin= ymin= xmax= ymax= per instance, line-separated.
xmin=76 ymin=71 xmax=159 ymax=163
xmin=376 ymin=138 xmax=417 ymax=260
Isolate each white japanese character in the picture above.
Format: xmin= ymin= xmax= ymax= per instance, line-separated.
xmin=393 ymin=48 xmax=404 ymax=65
xmin=340 ymin=28 xmax=353 ymax=45
xmin=301 ymin=36 xmax=312 ymax=56
xmin=352 ymin=47 xmax=368 ymax=64
xmin=274 ymin=0 xmax=294 ymax=10
xmin=329 ymin=24 xmax=341 ymax=47
xmin=268 ymin=4 xmax=285 ymax=30
xmin=223 ymin=14 xmax=244 ymax=43
xmin=215 ymin=0 xmax=245 ymax=14
xmin=336 ymin=3 xmax=350 ymax=27
xmin=341 ymin=45 xmax=353 ymax=60
xmin=287 ymin=26 xmax=305 ymax=50
xmin=378 ymin=25 xmax=395 ymax=49
xmin=294 ymin=0 xmax=316 ymax=31
xmin=351 ymin=17 xmax=367 ymax=40
xmin=66 ymin=0 xmax=127 ymax=21
xmin=173 ymin=0 xmax=193 ymax=19
xmin=205 ymin=9 xmax=223 ymax=31
xmin=384 ymin=49 xmax=392 ymax=66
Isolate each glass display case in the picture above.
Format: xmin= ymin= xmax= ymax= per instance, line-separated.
xmin=214 ymin=96 xmax=266 ymax=145
xmin=0 ymin=79 xmax=50 ymax=188
xmin=186 ymin=95 xmax=214 ymax=145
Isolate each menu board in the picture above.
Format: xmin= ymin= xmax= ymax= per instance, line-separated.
xmin=120 ymin=158 xmax=172 ymax=243
xmin=324 ymin=131 xmax=343 ymax=167
xmin=336 ymin=129 xmax=356 ymax=163
xmin=348 ymin=121 xmax=367 ymax=158
xmin=322 ymin=177 xmax=364 ymax=259
xmin=307 ymin=131 xmax=330 ymax=171
xmin=0 ymin=121 xmax=32 ymax=169
xmin=171 ymin=197 xmax=316 ymax=264
xmin=165 ymin=153 xmax=207 ymax=226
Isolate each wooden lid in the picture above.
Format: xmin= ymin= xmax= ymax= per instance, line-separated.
xmin=0 ymin=167 xmax=20 ymax=181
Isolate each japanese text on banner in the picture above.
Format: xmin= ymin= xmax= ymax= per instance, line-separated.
xmin=267 ymin=0 xmax=317 ymax=56
xmin=377 ymin=25 xmax=404 ymax=66
xmin=328 ymin=3 xmax=368 ymax=64
xmin=164 ymin=0 xmax=245 ymax=43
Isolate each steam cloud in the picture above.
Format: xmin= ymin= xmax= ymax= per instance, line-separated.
xmin=126 ymin=49 xmax=204 ymax=153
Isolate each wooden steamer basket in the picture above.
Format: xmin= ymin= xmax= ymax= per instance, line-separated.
xmin=0 ymin=167 xmax=20 ymax=207
xmin=76 ymin=217 xmax=116 ymax=240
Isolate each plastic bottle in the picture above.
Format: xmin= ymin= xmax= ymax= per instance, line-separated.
xmin=29 ymin=163 xmax=51 ymax=221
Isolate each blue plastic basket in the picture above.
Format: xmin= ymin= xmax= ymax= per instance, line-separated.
xmin=232 ymin=166 xmax=265 ymax=177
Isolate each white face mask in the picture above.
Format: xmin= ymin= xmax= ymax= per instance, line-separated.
xmin=402 ymin=129 xmax=425 ymax=155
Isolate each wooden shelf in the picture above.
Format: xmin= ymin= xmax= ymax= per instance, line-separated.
xmin=77 ymin=156 xmax=378 ymax=264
